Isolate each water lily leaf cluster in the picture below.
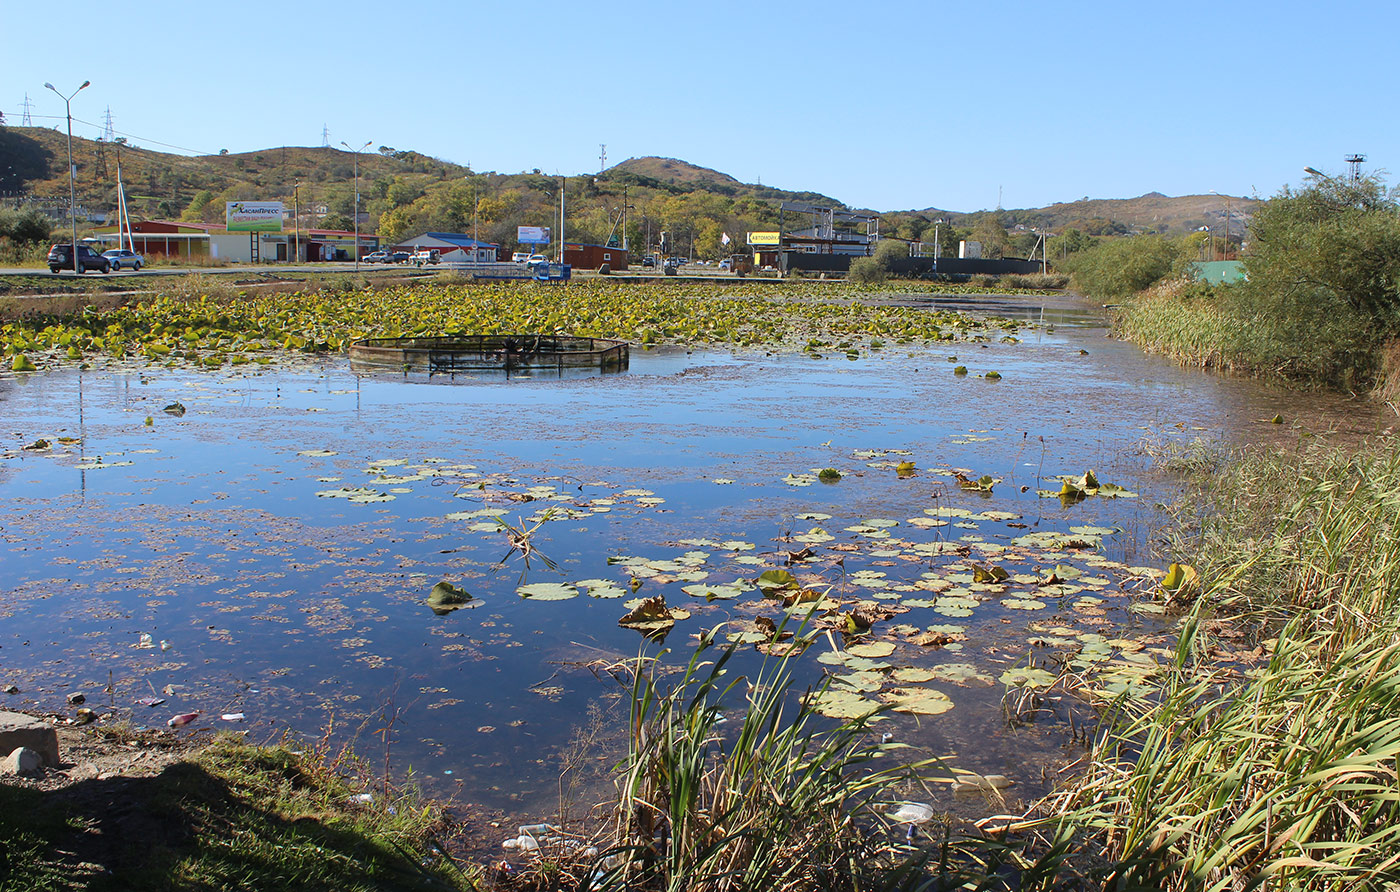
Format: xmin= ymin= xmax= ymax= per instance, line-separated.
xmin=0 ymin=282 xmax=1027 ymax=371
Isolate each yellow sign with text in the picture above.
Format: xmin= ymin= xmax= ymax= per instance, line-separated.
xmin=746 ymin=231 xmax=781 ymax=246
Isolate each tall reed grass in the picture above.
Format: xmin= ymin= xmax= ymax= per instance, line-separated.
xmin=594 ymin=630 xmax=969 ymax=891
xmin=1037 ymin=437 xmax=1400 ymax=890
xmin=1114 ymin=278 xmax=1378 ymax=389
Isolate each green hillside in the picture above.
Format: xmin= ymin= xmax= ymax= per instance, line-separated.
xmin=0 ymin=125 xmax=1252 ymax=260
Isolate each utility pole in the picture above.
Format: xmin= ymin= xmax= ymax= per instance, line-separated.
xmin=622 ymin=183 xmax=629 ymax=252
xmin=45 ymin=80 xmax=90 ymax=274
xmin=21 ymin=93 xmax=34 ymax=126
xmin=293 ymin=182 xmax=301 ymax=264
xmin=551 ymin=175 xmax=562 ymax=263
xmin=340 ymin=140 xmax=371 ymax=271
xmin=599 ymin=144 xmax=607 ymax=174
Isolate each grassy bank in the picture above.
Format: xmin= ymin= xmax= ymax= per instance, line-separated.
xmin=1113 ymin=277 xmax=1380 ymax=390
xmin=1028 ymin=435 xmax=1400 ymax=889
xmin=0 ymin=734 xmax=473 ymax=892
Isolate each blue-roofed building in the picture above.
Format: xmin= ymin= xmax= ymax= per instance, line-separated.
xmin=394 ymin=232 xmax=501 ymax=263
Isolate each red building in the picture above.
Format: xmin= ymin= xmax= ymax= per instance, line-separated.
xmin=563 ymin=243 xmax=628 ymax=271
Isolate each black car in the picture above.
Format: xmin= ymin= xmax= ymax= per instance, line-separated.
xmin=47 ymin=244 xmax=110 ymax=274
xmin=389 ymin=251 xmax=411 ymax=263
xmin=641 ymin=256 xmax=656 ymax=268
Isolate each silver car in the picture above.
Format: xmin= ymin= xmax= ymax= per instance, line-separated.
xmin=102 ymin=249 xmax=145 ymax=271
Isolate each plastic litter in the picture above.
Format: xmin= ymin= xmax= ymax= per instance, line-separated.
xmin=888 ymin=801 xmax=935 ymax=840
xmin=952 ymin=774 xmax=1013 ymax=797
xmin=220 ymin=713 xmax=246 ymax=722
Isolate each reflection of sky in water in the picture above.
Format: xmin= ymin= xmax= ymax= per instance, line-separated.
xmin=0 ymin=296 xmax=1391 ymax=822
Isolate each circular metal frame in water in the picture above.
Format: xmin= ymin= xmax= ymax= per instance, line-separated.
xmin=349 ymin=334 xmax=629 ymax=374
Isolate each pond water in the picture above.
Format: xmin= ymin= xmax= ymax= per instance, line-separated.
xmin=0 ymin=291 xmax=1390 ymax=829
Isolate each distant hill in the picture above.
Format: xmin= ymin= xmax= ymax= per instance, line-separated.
xmin=886 ymin=191 xmax=1258 ymax=238
xmin=0 ymin=127 xmax=1254 ymax=254
xmin=613 ymin=157 xmax=741 ymax=189
xmin=2 ymin=126 xmax=466 ymax=220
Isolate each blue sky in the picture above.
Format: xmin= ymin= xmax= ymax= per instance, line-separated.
xmin=3 ymin=0 xmax=1392 ymax=213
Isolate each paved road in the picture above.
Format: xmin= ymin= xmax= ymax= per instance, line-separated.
xmin=0 ymin=262 xmax=391 ymax=277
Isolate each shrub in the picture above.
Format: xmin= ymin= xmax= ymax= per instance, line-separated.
xmin=1062 ymin=235 xmax=1191 ymax=300
xmin=847 ymin=256 xmax=885 ymax=285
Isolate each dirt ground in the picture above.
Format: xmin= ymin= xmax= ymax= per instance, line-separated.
xmin=3 ymin=711 xmax=200 ymax=792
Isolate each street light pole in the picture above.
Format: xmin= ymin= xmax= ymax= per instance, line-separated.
xmin=45 ymin=80 xmax=90 ymax=274
xmin=293 ymin=182 xmax=301 ymax=265
xmin=340 ymin=140 xmax=371 ymax=271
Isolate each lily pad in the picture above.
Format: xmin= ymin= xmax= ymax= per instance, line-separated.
xmin=846 ymin=641 xmax=896 ymax=658
xmin=427 ymin=581 xmax=478 ymax=614
xmin=807 ymin=689 xmax=880 ymax=720
xmin=880 ymin=687 xmax=954 ymax=715
xmin=517 ymin=582 xmax=579 ymax=601
xmin=1000 ymin=667 xmax=1057 ymax=688
xmin=681 ymin=583 xmax=747 ymax=601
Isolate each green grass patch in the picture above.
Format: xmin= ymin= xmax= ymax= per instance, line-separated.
xmin=0 ymin=736 xmax=471 ymax=892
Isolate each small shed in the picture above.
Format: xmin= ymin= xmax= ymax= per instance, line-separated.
xmin=564 ymin=242 xmax=628 ymax=271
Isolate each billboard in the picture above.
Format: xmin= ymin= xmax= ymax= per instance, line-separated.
xmin=226 ymin=201 xmax=285 ymax=233
xmin=517 ymin=225 xmax=551 ymax=245
xmin=747 ymin=231 xmax=781 ymax=246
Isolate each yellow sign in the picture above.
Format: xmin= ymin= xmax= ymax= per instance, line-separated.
xmin=747 ymin=231 xmax=781 ymax=246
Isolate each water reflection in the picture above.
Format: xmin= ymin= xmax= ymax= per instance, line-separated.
xmin=0 ymin=297 xmax=1391 ymax=825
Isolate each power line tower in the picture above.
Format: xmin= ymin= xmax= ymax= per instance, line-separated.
xmin=599 ymin=144 xmax=607 ymax=174
xmin=102 ymin=106 xmax=115 ymax=141
xmin=21 ymin=93 xmax=34 ymax=126
xmin=1345 ymin=153 xmax=1366 ymax=183
xmin=321 ymin=124 xmax=331 ymax=148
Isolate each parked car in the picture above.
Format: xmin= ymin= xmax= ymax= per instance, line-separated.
xmin=512 ymin=252 xmax=531 ymax=263
xmin=47 ymin=244 xmax=110 ymax=274
xmin=411 ymin=249 xmax=440 ymax=266
xmin=363 ymin=251 xmax=392 ymax=263
xmin=101 ymin=248 xmax=144 ymax=271
xmin=524 ymin=254 xmax=548 ymax=270
xmin=389 ymin=251 xmax=411 ymax=264
xmin=718 ymin=259 xmax=732 ymax=271
xmin=641 ymin=256 xmax=656 ymax=268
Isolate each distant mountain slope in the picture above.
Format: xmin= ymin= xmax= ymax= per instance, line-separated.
xmin=612 ymin=157 xmax=741 ymax=189
xmin=1 ymin=128 xmax=1253 ymax=243
xmin=891 ymin=191 xmax=1258 ymax=236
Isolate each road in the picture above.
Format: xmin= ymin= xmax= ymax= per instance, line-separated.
xmin=0 ymin=262 xmax=392 ymax=277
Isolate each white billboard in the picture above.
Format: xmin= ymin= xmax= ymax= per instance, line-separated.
xmin=517 ymin=225 xmax=550 ymax=245
xmin=226 ymin=201 xmax=285 ymax=233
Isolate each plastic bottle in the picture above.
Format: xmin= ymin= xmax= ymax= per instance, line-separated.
xmin=518 ymin=823 xmax=558 ymax=838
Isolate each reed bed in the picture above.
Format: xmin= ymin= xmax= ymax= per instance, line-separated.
xmin=1113 ymin=279 xmax=1378 ymax=389
xmin=1036 ymin=437 xmax=1400 ymax=890
xmin=594 ymin=631 xmax=971 ymax=892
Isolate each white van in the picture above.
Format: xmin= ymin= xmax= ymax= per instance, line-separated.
xmin=512 ymin=252 xmax=531 ymax=263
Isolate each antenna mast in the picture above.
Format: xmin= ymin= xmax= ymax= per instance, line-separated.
xmin=599 ymin=144 xmax=607 ymax=174
xmin=21 ymin=93 xmax=34 ymax=126
xmin=321 ymin=125 xmax=331 ymax=148
xmin=1344 ymin=153 xmax=1366 ymax=183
